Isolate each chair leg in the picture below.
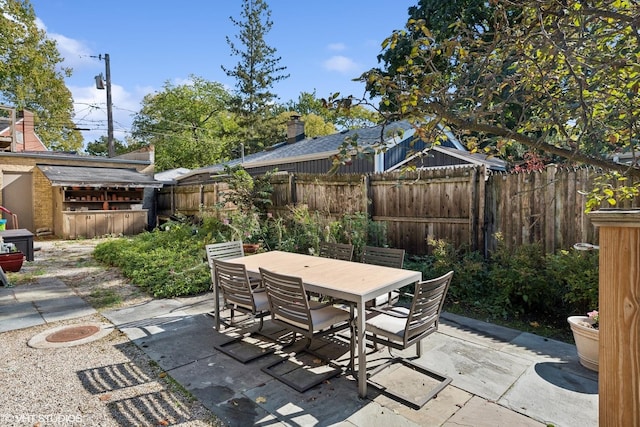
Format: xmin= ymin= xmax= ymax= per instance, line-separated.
xmin=258 ymin=315 xmax=264 ymax=331
xmin=417 ymin=340 xmax=422 ymax=357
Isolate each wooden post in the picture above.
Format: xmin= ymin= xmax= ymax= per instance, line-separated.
xmin=590 ymin=209 xmax=640 ymax=427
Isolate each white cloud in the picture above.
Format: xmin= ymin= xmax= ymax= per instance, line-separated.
xmin=327 ymin=42 xmax=346 ymax=52
xmin=36 ymin=18 xmax=96 ymax=69
xmin=322 ymin=55 xmax=359 ymax=74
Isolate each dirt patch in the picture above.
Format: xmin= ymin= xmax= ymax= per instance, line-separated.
xmin=14 ymin=238 xmax=152 ymax=310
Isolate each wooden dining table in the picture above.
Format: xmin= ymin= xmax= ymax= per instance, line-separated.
xmin=219 ymin=250 xmax=422 ymax=398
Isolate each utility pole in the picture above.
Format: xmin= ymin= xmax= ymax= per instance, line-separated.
xmin=93 ymin=53 xmax=114 ymax=157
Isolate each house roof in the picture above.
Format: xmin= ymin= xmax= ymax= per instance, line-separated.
xmin=180 ymin=121 xmax=465 ymax=180
xmin=389 ymin=145 xmax=507 ymax=172
xmin=38 ymin=165 xmax=163 ymax=188
xmin=177 ymin=120 xmax=507 ymax=183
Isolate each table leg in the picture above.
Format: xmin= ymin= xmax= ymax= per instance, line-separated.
xmin=357 ymin=301 xmax=367 ymax=398
xmin=214 ymin=277 xmax=220 ymax=330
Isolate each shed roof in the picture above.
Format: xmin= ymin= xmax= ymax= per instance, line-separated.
xmin=38 ymin=165 xmax=163 ymax=188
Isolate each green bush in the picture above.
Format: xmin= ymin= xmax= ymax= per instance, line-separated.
xmin=546 ymin=248 xmax=599 ymax=315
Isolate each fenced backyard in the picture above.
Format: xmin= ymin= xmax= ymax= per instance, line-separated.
xmin=157 ymin=164 xmax=631 ymax=256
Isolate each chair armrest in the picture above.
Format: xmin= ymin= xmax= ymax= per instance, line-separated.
xmin=369 ymin=306 xmax=409 ymax=318
xmin=309 ymin=301 xmax=332 ymax=310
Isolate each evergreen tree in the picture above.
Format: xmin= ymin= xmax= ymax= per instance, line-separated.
xmin=0 ymin=0 xmax=82 ymax=150
xmin=222 ymin=0 xmax=289 ymax=154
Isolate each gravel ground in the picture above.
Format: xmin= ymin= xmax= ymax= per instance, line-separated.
xmin=0 ymin=239 xmax=223 ymax=427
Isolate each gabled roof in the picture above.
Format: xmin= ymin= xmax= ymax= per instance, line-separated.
xmin=176 ymin=119 xmax=508 ymax=184
xmin=389 ymin=144 xmax=507 ymax=172
xmin=180 ymin=121 xmax=467 ymax=180
xmin=38 ymin=165 xmax=163 ymax=188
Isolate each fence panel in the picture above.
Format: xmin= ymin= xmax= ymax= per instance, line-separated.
xmin=160 ymin=165 xmax=639 ymax=256
xmin=369 ymin=167 xmax=483 ymax=254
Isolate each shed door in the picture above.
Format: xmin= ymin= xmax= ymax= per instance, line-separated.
xmin=2 ymin=172 xmax=33 ymax=231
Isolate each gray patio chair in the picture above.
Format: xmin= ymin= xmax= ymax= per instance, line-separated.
xmin=361 ymin=245 xmax=405 ymax=306
xmin=318 ymin=242 xmax=354 ymax=261
xmin=365 ymin=270 xmax=454 ymax=409
xmin=212 ymin=259 xmax=274 ymax=363
xmin=259 ymin=267 xmax=354 ymax=392
xmin=206 ymin=241 xmax=260 ymax=290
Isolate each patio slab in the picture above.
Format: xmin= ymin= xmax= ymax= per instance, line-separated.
xmin=499 ymin=361 xmax=598 ymax=427
xmin=0 ymin=278 xmax=95 ymax=331
xmin=414 ymin=332 xmax=531 ymax=401
xmin=443 ymin=396 xmax=545 ymax=426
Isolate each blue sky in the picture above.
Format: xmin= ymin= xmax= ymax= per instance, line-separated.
xmin=29 ymin=1 xmax=417 ymax=145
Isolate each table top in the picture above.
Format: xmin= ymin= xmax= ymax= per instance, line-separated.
xmin=0 ymin=229 xmax=34 ymax=238
xmin=227 ymin=250 xmax=421 ymax=303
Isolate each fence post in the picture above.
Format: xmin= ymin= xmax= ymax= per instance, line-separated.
xmin=362 ymin=174 xmax=371 ymax=217
xmin=544 ymin=164 xmax=557 ymax=253
xmin=590 ymin=209 xmax=640 ymax=427
xmin=288 ymin=173 xmax=296 ymax=205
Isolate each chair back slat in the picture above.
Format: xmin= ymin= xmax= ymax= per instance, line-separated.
xmin=362 ymin=246 xmax=404 ymax=269
xmin=206 ymin=241 xmax=244 ymax=262
xmin=206 ymin=241 xmax=245 ymax=291
xmin=260 ymin=268 xmax=312 ymax=333
xmin=319 ymin=242 xmax=354 ymax=261
xmin=214 ymin=259 xmax=256 ymax=311
xmin=404 ymin=271 xmax=453 ymax=345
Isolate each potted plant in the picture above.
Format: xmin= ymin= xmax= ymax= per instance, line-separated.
xmin=224 ymin=210 xmax=264 ymax=253
xmin=568 ymin=310 xmax=599 ymax=372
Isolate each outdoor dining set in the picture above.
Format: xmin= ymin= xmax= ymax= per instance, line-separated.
xmin=206 ymin=240 xmax=454 ymax=410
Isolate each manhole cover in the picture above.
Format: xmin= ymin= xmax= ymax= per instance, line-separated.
xmin=45 ymin=325 xmax=101 ymax=343
xmin=28 ymin=322 xmax=113 ymax=349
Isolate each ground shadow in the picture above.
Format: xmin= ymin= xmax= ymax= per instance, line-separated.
xmin=534 ymin=361 xmax=598 ymax=394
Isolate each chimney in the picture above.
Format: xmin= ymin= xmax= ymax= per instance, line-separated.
xmin=287 ymin=114 xmax=305 ymax=144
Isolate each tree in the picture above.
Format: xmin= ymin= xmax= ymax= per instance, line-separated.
xmin=131 ymin=76 xmax=237 ymax=171
xmin=84 ymin=135 xmax=137 ymax=157
xmin=222 ymin=0 xmax=289 ymax=153
xmin=336 ymin=1 xmax=640 ymax=187
xmin=0 ymin=0 xmax=82 ymax=151
xmin=286 ymin=90 xmax=380 ymax=132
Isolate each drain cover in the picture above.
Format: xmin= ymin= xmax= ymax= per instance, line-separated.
xmin=28 ymin=322 xmax=113 ymax=349
xmin=45 ymin=325 xmax=101 ymax=343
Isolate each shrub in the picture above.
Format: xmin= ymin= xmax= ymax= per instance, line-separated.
xmin=487 ymin=235 xmax=558 ymax=317
xmin=546 ymin=248 xmax=599 ymax=315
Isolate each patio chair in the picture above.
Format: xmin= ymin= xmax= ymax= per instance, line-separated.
xmin=364 ymin=270 xmax=454 ymax=409
xmin=361 ymin=245 xmax=405 ymax=306
xmin=206 ymin=241 xmax=260 ymax=290
xmin=212 ymin=259 xmax=274 ymax=362
xmin=259 ymin=267 xmax=354 ymax=392
xmin=319 ymin=242 xmax=354 ymax=261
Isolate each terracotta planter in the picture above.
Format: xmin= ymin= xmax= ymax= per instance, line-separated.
xmin=242 ymin=243 xmax=260 ymax=254
xmin=0 ymin=251 xmax=25 ymax=272
xmin=568 ymin=315 xmax=599 ymax=372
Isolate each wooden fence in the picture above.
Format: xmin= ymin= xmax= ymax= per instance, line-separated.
xmin=157 ymin=165 xmax=637 ymax=255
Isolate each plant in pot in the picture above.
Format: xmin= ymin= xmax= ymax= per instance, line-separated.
xmin=224 ymin=210 xmax=264 ymax=253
